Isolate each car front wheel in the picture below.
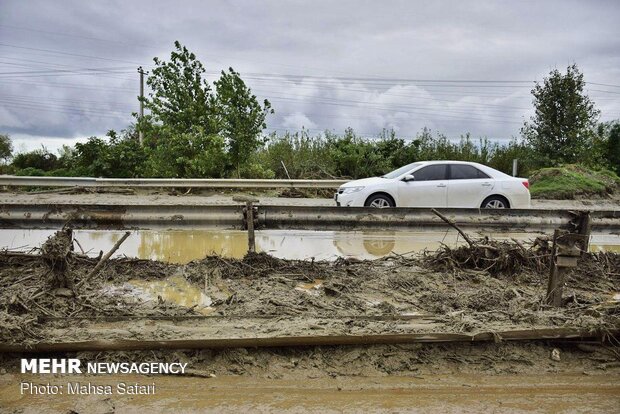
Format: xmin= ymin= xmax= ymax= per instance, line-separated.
xmin=365 ymin=194 xmax=395 ymax=208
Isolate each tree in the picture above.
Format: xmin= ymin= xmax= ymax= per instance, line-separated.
xmin=141 ymin=41 xmax=217 ymax=135
xmin=606 ymin=122 xmax=620 ymax=174
xmin=213 ymin=68 xmax=273 ymax=176
xmin=521 ymin=64 xmax=600 ymax=164
xmin=0 ymin=134 xmax=12 ymax=163
xmin=140 ymin=42 xmax=273 ymax=178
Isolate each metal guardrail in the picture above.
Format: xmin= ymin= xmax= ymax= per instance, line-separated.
xmin=0 ymin=203 xmax=617 ymax=231
xmin=0 ymin=175 xmax=347 ymax=189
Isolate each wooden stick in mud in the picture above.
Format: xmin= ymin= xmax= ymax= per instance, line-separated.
xmin=246 ymin=201 xmax=256 ymax=253
xmin=77 ymin=231 xmax=131 ymax=287
xmin=431 ymin=208 xmax=475 ymax=247
xmin=0 ymin=327 xmax=614 ymax=353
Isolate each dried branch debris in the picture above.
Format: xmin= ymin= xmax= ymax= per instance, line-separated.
xmin=422 ymin=236 xmax=552 ymax=276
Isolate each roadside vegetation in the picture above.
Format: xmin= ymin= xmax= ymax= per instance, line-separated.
xmin=1 ymin=44 xmax=618 ymax=199
xmin=529 ymin=165 xmax=620 ymax=199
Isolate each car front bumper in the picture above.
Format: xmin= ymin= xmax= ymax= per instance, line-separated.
xmin=334 ymin=191 xmax=365 ymax=207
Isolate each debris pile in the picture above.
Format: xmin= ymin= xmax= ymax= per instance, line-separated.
xmin=423 ymin=236 xmax=551 ymax=275
xmin=0 ymin=231 xmax=618 ymax=349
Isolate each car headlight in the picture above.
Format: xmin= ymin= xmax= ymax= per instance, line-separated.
xmin=341 ymin=186 xmax=365 ymax=194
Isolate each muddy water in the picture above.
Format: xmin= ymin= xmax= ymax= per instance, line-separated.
xmin=103 ymin=274 xmax=216 ymax=315
xmin=1 ymin=373 xmax=619 ymax=413
xmin=1 ymin=229 xmax=618 ymax=263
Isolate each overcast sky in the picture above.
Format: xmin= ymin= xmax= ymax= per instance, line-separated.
xmin=1 ymin=0 xmax=619 ymax=153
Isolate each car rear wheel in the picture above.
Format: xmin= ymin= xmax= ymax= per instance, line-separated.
xmin=365 ymin=194 xmax=395 ymax=208
xmin=481 ymin=195 xmax=509 ymax=209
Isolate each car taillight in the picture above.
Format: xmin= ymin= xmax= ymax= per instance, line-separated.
xmin=522 ymin=181 xmax=529 ymax=189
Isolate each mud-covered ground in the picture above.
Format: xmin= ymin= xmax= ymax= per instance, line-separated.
xmin=0 ymin=232 xmax=619 ymax=379
xmin=0 ymin=188 xmax=619 ymax=209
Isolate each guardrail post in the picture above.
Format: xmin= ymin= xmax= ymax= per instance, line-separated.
xmin=572 ymin=211 xmax=591 ymax=253
xmin=546 ymin=229 xmax=583 ymax=307
xmin=233 ymin=195 xmax=259 ymax=254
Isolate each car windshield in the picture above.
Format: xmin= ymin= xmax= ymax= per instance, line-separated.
xmin=382 ymin=162 xmax=423 ymax=179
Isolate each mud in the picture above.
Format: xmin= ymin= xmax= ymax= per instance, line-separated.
xmin=1 ymin=189 xmax=619 ymax=209
xmin=2 ymin=372 xmax=619 ymax=413
xmin=0 ymin=233 xmax=618 ymax=386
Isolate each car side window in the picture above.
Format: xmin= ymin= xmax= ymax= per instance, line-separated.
xmin=411 ymin=165 xmax=447 ymax=181
xmin=449 ymin=165 xmax=490 ymax=179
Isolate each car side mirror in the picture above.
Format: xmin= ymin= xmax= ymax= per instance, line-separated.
xmin=403 ymin=174 xmax=415 ymax=182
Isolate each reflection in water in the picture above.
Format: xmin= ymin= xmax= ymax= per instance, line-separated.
xmin=137 ymin=230 xmax=249 ymax=262
xmin=123 ymin=274 xmax=214 ymax=315
xmin=0 ymin=228 xmax=618 ymax=263
xmin=295 ymin=279 xmax=324 ymax=296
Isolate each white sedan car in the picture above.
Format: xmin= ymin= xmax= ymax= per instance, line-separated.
xmin=334 ymin=161 xmax=530 ymax=209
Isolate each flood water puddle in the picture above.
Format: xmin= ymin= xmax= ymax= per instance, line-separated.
xmin=104 ymin=274 xmax=215 ymax=315
xmin=1 ymin=228 xmax=618 ymax=263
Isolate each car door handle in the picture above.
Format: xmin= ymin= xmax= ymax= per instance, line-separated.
xmin=436 ymin=183 xmax=447 ymax=188
xmin=481 ymin=183 xmax=492 ymax=187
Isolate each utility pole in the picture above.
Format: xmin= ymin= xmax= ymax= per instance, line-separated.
xmin=138 ymin=66 xmax=145 ymax=145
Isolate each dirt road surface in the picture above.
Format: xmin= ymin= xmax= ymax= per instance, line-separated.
xmin=0 ymin=191 xmax=618 ymax=209
xmin=2 ymin=373 xmax=619 ymax=413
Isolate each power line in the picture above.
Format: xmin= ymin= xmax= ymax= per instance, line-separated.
xmin=0 ymin=24 xmax=155 ymax=50
xmin=247 ymin=84 xmax=532 ymax=111
xmin=0 ymin=58 xmax=135 ymax=81
xmin=589 ymin=89 xmax=620 ymax=95
xmin=0 ymin=78 xmax=135 ymax=91
xmin=0 ymin=68 xmax=135 ymax=80
xmin=0 ymin=101 xmax=131 ymax=119
xmin=225 ymin=71 xmax=536 ymax=85
xmin=0 ymin=97 xmax=131 ymax=115
xmin=0 ymin=42 xmax=148 ymax=66
xmin=0 ymin=93 xmax=134 ymax=107
xmin=1 ymin=95 xmax=134 ymax=111
xmin=263 ymin=93 xmax=526 ymax=120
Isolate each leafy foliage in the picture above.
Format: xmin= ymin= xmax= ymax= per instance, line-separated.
xmin=521 ymin=64 xmax=600 ymax=164
xmin=12 ymin=148 xmax=58 ymax=171
xmin=213 ymin=68 xmax=273 ymax=176
xmin=0 ymin=134 xmax=12 ymax=163
xmin=604 ymin=122 xmax=620 ymax=174
xmin=71 ymin=130 xmax=146 ymax=177
xmin=142 ymin=126 xmax=227 ymax=178
xmin=138 ymin=42 xmax=272 ymax=178
xmin=141 ymin=41 xmax=216 ymax=135
xmin=256 ymin=128 xmax=538 ymax=179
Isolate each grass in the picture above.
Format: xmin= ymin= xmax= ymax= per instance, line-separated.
xmin=529 ymin=164 xmax=620 ymax=199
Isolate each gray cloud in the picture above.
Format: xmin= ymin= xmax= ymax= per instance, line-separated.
xmin=1 ymin=0 xmax=619 ymax=152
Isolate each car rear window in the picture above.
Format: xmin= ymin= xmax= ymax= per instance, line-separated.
xmin=449 ymin=164 xmax=490 ymax=179
xmin=412 ymin=164 xmax=447 ymax=181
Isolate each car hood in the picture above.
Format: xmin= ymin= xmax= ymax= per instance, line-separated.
xmin=340 ymin=177 xmax=387 ymax=188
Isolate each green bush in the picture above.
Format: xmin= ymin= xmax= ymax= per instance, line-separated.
xmin=0 ymin=164 xmax=15 ymax=175
xmin=234 ymin=161 xmax=275 ymax=179
xmin=142 ymin=127 xmax=228 ymax=178
xmin=258 ymin=131 xmax=335 ymax=179
xmin=45 ymin=168 xmax=77 ymax=177
xmin=12 ymin=149 xmax=58 ymax=171
xmin=15 ymin=167 xmax=46 ymax=176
